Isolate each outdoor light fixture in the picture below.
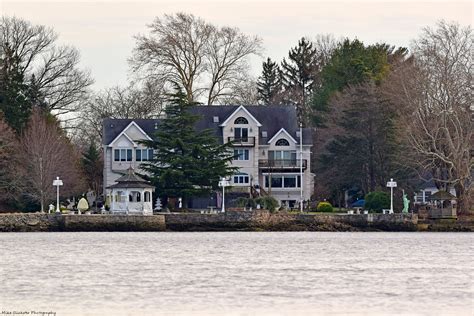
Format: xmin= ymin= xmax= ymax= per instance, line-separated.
xmin=53 ymin=176 xmax=63 ymax=213
xmin=387 ymin=178 xmax=397 ymax=213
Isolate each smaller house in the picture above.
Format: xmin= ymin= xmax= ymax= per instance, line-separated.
xmin=107 ymin=167 xmax=155 ymax=215
xmin=413 ymin=179 xmax=456 ymax=205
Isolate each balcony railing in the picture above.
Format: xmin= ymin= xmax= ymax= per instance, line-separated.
xmin=259 ymin=159 xmax=307 ymax=170
xmin=227 ymin=136 xmax=256 ymax=147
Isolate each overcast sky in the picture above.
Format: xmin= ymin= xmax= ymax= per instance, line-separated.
xmin=2 ymin=0 xmax=472 ymax=91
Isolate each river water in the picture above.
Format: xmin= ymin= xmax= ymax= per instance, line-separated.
xmin=0 ymin=232 xmax=472 ymax=316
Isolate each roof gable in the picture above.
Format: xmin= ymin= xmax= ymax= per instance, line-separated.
xmin=107 ymin=121 xmax=152 ymax=146
xmin=267 ymin=128 xmax=298 ymax=144
xmin=219 ymin=105 xmax=262 ymax=127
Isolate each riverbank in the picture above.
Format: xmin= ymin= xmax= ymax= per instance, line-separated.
xmin=1 ymin=211 xmax=472 ymax=232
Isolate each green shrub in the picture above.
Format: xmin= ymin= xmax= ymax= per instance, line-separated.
xmin=236 ymin=197 xmax=256 ymax=208
xmin=364 ymin=191 xmax=390 ymax=212
xmin=263 ymin=196 xmax=279 ymax=212
xmin=255 ymin=196 xmax=279 ymax=212
xmin=236 ymin=197 xmax=248 ymax=207
xmin=317 ymin=201 xmax=333 ymax=212
xmin=237 ymin=196 xmax=279 ymax=212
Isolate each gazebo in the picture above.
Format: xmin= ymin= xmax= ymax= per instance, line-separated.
xmin=107 ymin=167 xmax=155 ymax=215
xmin=429 ymin=190 xmax=457 ymax=219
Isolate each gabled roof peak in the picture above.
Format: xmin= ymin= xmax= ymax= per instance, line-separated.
xmin=107 ymin=121 xmax=152 ymax=146
xmin=219 ymin=105 xmax=262 ymax=127
xmin=267 ymin=128 xmax=298 ymax=144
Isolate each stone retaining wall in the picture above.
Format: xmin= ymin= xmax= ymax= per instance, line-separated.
xmin=164 ymin=211 xmax=419 ymax=232
xmin=0 ymin=213 xmax=61 ymax=232
xmin=0 ymin=211 xmax=437 ymax=233
xmin=63 ymin=215 xmax=166 ymax=231
xmin=0 ymin=213 xmax=166 ymax=232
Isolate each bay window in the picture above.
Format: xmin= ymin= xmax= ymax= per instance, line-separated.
xmin=233 ymin=173 xmax=250 ymax=184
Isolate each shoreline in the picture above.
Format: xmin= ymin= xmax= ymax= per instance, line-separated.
xmin=0 ymin=211 xmax=472 ymax=232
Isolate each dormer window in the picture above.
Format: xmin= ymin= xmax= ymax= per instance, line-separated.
xmin=276 ymin=139 xmax=290 ymax=146
xmin=234 ymin=117 xmax=248 ymax=124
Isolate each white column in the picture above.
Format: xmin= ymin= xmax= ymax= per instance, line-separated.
xmin=125 ymin=189 xmax=129 ymax=213
xmin=222 ymin=185 xmax=225 ymax=213
xmin=390 ymin=183 xmax=394 ymax=213
xmin=111 ymin=190 xmax=115 ymax=212
xmin=299 ymin=124 xmax=303 ymax=212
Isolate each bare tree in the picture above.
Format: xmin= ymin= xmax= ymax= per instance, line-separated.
xmin=0 ymin=16 xmax=93 ymax=116
xmin=19 ymin=109 xmax=85 ymax=212
xmin=206 ymin=26 xmax=262 ymax=104
xmin=131 ymin=12 xmax=262 ymax=105
xmin=218 ymin=76 xmax=259 ymax=105
xmin=386 ymin=21 xmax=473 ymax=214
xmin=73 ymin=81 xmax=166 ymax=147
xmin=312 ymin=34 xmax=339 ymax=89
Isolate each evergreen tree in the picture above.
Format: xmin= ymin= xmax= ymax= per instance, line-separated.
xmin=281 ymin=37 xmax=318 ymax=125
xmin=0 ymin=43 xmax=32 ymax=133
xmin=257 ymin=57 xmax=281 ymax=105
xmin=140 ymin=86 xmax=237 ymax=206
xmin=318 ymin=83 xmax=407 ymax=198
xmin=312 ymin=39 xmax=408 ymax=126
xmin=81 ymin=142 xmax=103 ymax=199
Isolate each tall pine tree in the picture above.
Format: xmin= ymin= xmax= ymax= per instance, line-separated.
xmin=257 ymin=57 xmax=281 ymax=105
xmin=281 ymin=37 xmax=318 ymax=126
xmin=0 ymin=43 xmax=31 ymax=133
xmin=312 ymin=39 xmax=408 ymax=126
xmin=81 ymin=142 xmax=103 ymax=201
xmin=318 ymin=83 xmax=413 ymax=202
xmin=140 ymin=86 xmax=237 ymax=206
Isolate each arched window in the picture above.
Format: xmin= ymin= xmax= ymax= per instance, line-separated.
xmin=275 ymin=138 xmax=290 ymax=146
xmin=234 ymin=117 xmax=248 ymax=124
xmin=129 ymin=191 xmax=141 ymax=202
xmin=144 ymin=191 xmax=151 ymax=202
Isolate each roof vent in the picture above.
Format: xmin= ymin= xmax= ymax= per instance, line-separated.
xmin=261 ymin=131 xmax=267 ymax=138
xmin=213 ymin=116 xmax=219 ymax=123
xmin=296 ymin=131 xmax=301 ymax=138
xmin=110 ymin=124 xmax=114 ymax=128
xmin=154 ymin=122 xmax=158 ymax=130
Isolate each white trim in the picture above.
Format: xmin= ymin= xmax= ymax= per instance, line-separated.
xmin=267 ymin=128 xmax=297 ymax=144
xmin=219 ymin=105 xmax=262 ymax=127
xmin=108 ymin=121 xmax=152 ymax=147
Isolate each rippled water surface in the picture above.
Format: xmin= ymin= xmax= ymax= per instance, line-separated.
xmin=0 ymin=232 xmax=473 ymax=316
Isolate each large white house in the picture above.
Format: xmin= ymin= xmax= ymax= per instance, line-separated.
xmin=102 ymin=105 xmax=314 ymax=207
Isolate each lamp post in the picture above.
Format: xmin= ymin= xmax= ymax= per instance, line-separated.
xmin=299 ymin=124 xmax=303 ymax=212
xmin=52 ymin=176 xmax=63 ymax=213
xmin=386 ymin=178 xmax=397 ymax=213
xmin=218 ymin=177 xmax=230 ymax=213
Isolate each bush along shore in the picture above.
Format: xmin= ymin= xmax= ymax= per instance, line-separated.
xmin=1 ymin=210 xmax=472 ymax=232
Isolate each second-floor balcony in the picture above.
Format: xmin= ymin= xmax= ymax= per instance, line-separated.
xmin=227 ymin=136 xmax=256 ymax=147
xmin=259 ymin=159 xmax=307 ymax=171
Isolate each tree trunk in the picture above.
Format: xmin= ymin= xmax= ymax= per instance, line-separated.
xmin=454 ymin=182 xmax=470 ymax=215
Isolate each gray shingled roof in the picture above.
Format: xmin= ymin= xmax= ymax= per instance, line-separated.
xmin=102 ymin=105 xmax=312 ymax=146
xmin=106 ymin=167 xmax=155 ymax=189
